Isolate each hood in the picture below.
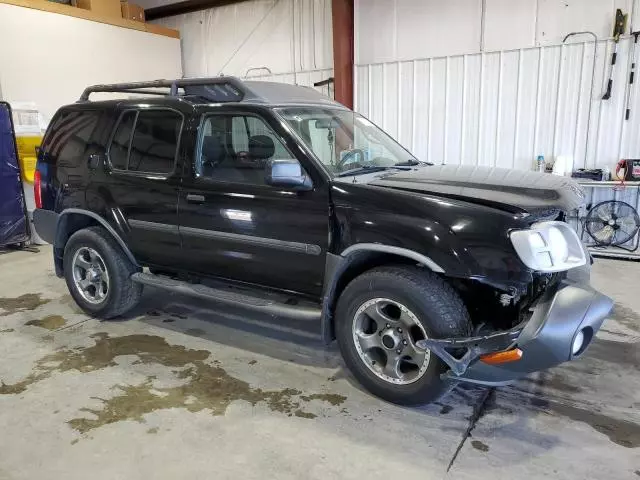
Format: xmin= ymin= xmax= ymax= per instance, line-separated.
xmin=367 ymin=165 xmax=586 ymax=214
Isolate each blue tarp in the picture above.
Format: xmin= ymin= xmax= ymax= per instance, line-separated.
xmin=0 ymin=102 xmax=29 ymax=246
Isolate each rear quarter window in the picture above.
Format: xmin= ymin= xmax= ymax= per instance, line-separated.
xmin=40 ymin=110 xmax=100 ymax=166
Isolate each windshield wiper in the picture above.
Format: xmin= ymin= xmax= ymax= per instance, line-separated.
xmin=335 ymin=165 xmax=412 ymax=178
xmin=394 ymin=159 xmax=433 ymax=166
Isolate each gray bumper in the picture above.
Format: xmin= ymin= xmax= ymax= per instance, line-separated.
xmin=450 ymin=279 xmax=613 ymax=385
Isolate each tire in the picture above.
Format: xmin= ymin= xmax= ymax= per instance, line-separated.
xmin=63 ymin=226 xmax=142 ymax=319
xmin=335 ymin=266 xmax=472 ymax=406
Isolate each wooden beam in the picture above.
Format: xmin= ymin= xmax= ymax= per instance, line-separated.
xmin=145 ymin=0 xmax=248 ymax=21
xmin=0 ymin=0 xmax=180 ymax=38
xmin=332 ymin=0 xmax=354 ymax=109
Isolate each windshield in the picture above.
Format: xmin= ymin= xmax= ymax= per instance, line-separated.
xmin=277 ymin=107 xmax=417 ymax=175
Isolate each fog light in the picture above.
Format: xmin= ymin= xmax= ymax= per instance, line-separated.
xmin=572 ymin=330 xmax=585 ymax=355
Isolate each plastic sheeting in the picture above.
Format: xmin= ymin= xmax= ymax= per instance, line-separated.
xmin=0 ymin=102 xmax=29 ymax=246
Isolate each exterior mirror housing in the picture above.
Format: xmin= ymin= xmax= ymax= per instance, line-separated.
xmin=87 ymin=153 xmax=106 ymax=170
xmin=266 ymin=159 xmax=313 ymax=191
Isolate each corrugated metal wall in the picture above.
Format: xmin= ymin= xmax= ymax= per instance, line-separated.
xmin=355 ymin=36 xmax=640 ymax=171
xmin=155 ymin=0 xmax=334 ymax=93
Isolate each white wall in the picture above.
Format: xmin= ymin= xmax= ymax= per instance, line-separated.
xmin=356 ymin=0 xmax=639 ymax=63
xmin=0 ymin=4 xmax=182 ymax=121
xmin=355 ymin=0 xmax=640 ymax=171
xmin=155 ymin=0 xmax=334 ymax=94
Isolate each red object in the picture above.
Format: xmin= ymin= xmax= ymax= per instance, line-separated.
xmin=34 ymin=169 xmax=42 ymax=209
xmin=332 ymin=0 xmax=354 ymax=109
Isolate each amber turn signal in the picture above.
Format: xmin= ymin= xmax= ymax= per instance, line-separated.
xmin=480 ymin=348 xmax=523 ymax=365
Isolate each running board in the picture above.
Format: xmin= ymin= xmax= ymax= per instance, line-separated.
xmin=131 ymin=272 xmax=321 ymax=321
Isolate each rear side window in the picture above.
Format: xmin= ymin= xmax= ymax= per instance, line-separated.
xmin=108 ymin=109 xmax=182 ymax=175
xmin=41 ymin=110 xmax=99 ymax=165
xmin=109 ymin=111 xmax=136 ymax=170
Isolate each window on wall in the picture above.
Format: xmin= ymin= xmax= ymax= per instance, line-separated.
xmin=197 ymin=113 xmax=299 ymax=185
xmin=108 ymin=110 xmax=182 ymax=174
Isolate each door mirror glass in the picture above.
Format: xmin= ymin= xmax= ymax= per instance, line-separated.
xmin=265 ymin=159 xmax=313 ymax=191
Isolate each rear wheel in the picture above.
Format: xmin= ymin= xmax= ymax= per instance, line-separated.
xmin=336 ymin=266 xmax=472 ymax=405
xmin=63 ymin=226 xmax=142 ymax=319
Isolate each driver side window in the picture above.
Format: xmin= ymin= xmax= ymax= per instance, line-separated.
xmin=197 ymin=113 xmax=299 ymax=186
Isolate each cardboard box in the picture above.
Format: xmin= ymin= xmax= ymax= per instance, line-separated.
xmin=74 ymin=0 xmax=122 ymax=19
xmin=121 ymin=2 xmax=145 ymax=22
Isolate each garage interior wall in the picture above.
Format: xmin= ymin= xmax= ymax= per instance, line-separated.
xmin=355 ymin=0 xmax=640 ymax=171
xmin=155 ymin=0 xmax=334 ymax=96
xmin=0 ymin=3 xmax=182 ymax=121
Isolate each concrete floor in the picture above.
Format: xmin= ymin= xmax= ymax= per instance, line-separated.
xmin=0 ymin=245 xmax=638 ymax=480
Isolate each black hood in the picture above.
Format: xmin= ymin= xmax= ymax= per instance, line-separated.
xmin=367 ymin=165 xmax=586 ymax=214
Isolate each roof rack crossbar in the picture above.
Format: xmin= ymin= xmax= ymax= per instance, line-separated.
xmin=79 ymin=76 xmax=259 ymax=102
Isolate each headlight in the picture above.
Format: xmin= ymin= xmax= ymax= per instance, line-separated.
xmin=510 ymin=221 xmax=587 ymax=272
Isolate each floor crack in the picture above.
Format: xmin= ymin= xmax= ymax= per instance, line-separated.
xmin=446 ymin=387 xmax=495 ymax=473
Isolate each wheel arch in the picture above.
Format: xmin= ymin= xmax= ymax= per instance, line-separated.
xmin=53 ymin=209 xmax=139 ymax=277
xmin=320 ymin=244 xmax=445 ymax=344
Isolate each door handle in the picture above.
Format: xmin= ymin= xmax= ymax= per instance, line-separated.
xmin=186 ymin=194 xmax=205 ymax=204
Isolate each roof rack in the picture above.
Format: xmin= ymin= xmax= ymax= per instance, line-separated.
xmin=79 ymin=76 xmax=261 ymax=103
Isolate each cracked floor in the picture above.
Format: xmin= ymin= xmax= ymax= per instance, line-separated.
xmin=0 ymin=246 xmax=638 ymax=480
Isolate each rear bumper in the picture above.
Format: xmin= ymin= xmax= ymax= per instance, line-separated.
xmin=451 ymin=280 xmax=613 ymax=385
xmin=418 ymin=275 xmax=613 ymax=386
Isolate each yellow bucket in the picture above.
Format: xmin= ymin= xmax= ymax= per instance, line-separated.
xmin=15 ymin=135 xmax=42 ymax=183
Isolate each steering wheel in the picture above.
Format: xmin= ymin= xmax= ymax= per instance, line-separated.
xmin=336 ymin=149 xmax=367 ymax=171
xmin=236 ymin=151 xmax=263 ymax=168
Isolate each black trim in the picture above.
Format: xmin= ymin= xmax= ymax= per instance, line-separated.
xmin=131 ymin=272 xmax=321 ymax=321
xmin=145 ymin=0 xmax=247 ymax=21
xmin=128 ymin=219 xmax=180 ymax=234
xmin=180 ymin=226 xmax=321 ymax=256
xmin=56 ymin=209 xmax=140 ymax=267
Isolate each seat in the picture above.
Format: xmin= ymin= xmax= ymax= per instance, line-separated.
xmin=200 ymin=135 xmax=225 ymax=177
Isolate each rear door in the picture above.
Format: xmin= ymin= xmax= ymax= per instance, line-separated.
xmin=178 ymin=107 xmax=330 ymax=296
xmin=89 ymin=105 xmax=187 ymax=268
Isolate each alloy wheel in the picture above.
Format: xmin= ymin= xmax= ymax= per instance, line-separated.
xmin=352 ymin=298 xmax=430 ymax=385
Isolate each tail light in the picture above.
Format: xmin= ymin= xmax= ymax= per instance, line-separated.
xmin=34 ymin=169 xmax=42 ymax=209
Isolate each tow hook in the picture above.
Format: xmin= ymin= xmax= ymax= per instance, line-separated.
xmin=416 ymin=328 xmax=522 ymax=376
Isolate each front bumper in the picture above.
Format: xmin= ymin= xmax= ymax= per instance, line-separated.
xmin=418 ymin=277 xmax=613 ymax=386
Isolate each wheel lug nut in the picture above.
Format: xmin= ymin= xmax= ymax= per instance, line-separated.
xmin=396 ymin=349 xmax=402 ymax=354
xmin=397 ymin=327 xmax=402 ymax=333
xmin=402 ymin=340 xmax=407 ymax=345
xmin=386 ymin=324 xmax=390 ymax=328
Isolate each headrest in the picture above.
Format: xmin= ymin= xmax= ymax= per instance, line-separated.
xmin=201 ymin=135 xmax=224 ymax=164
xmin=248 ymin=135 xmax=275 ymax=160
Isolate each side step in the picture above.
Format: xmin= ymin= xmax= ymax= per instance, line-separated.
xmin=131 ymin=272 xmax=322 ymax=322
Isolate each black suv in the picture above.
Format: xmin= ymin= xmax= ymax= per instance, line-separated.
xmin=34 ymin=77 xmax=613 ymax=405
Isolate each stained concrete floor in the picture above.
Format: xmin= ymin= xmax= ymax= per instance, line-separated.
xmin=0 ymin=245 xmax=638 ymax=480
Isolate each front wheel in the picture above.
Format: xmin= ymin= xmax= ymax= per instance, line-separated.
xmin=63 ymin=226 xmax=142 ymax=319
xmin=335 ymin=266 xmax=472 ymax=405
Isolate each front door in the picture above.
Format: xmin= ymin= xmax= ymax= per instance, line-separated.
xmin=178 ymin=109 xmax=329 ymax=296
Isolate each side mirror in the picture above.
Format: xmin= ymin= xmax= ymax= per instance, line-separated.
xmin=87 ymin=153 xmax=106 ymax=170
xmin=265 ymin=159 xmax=313 ymax=191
